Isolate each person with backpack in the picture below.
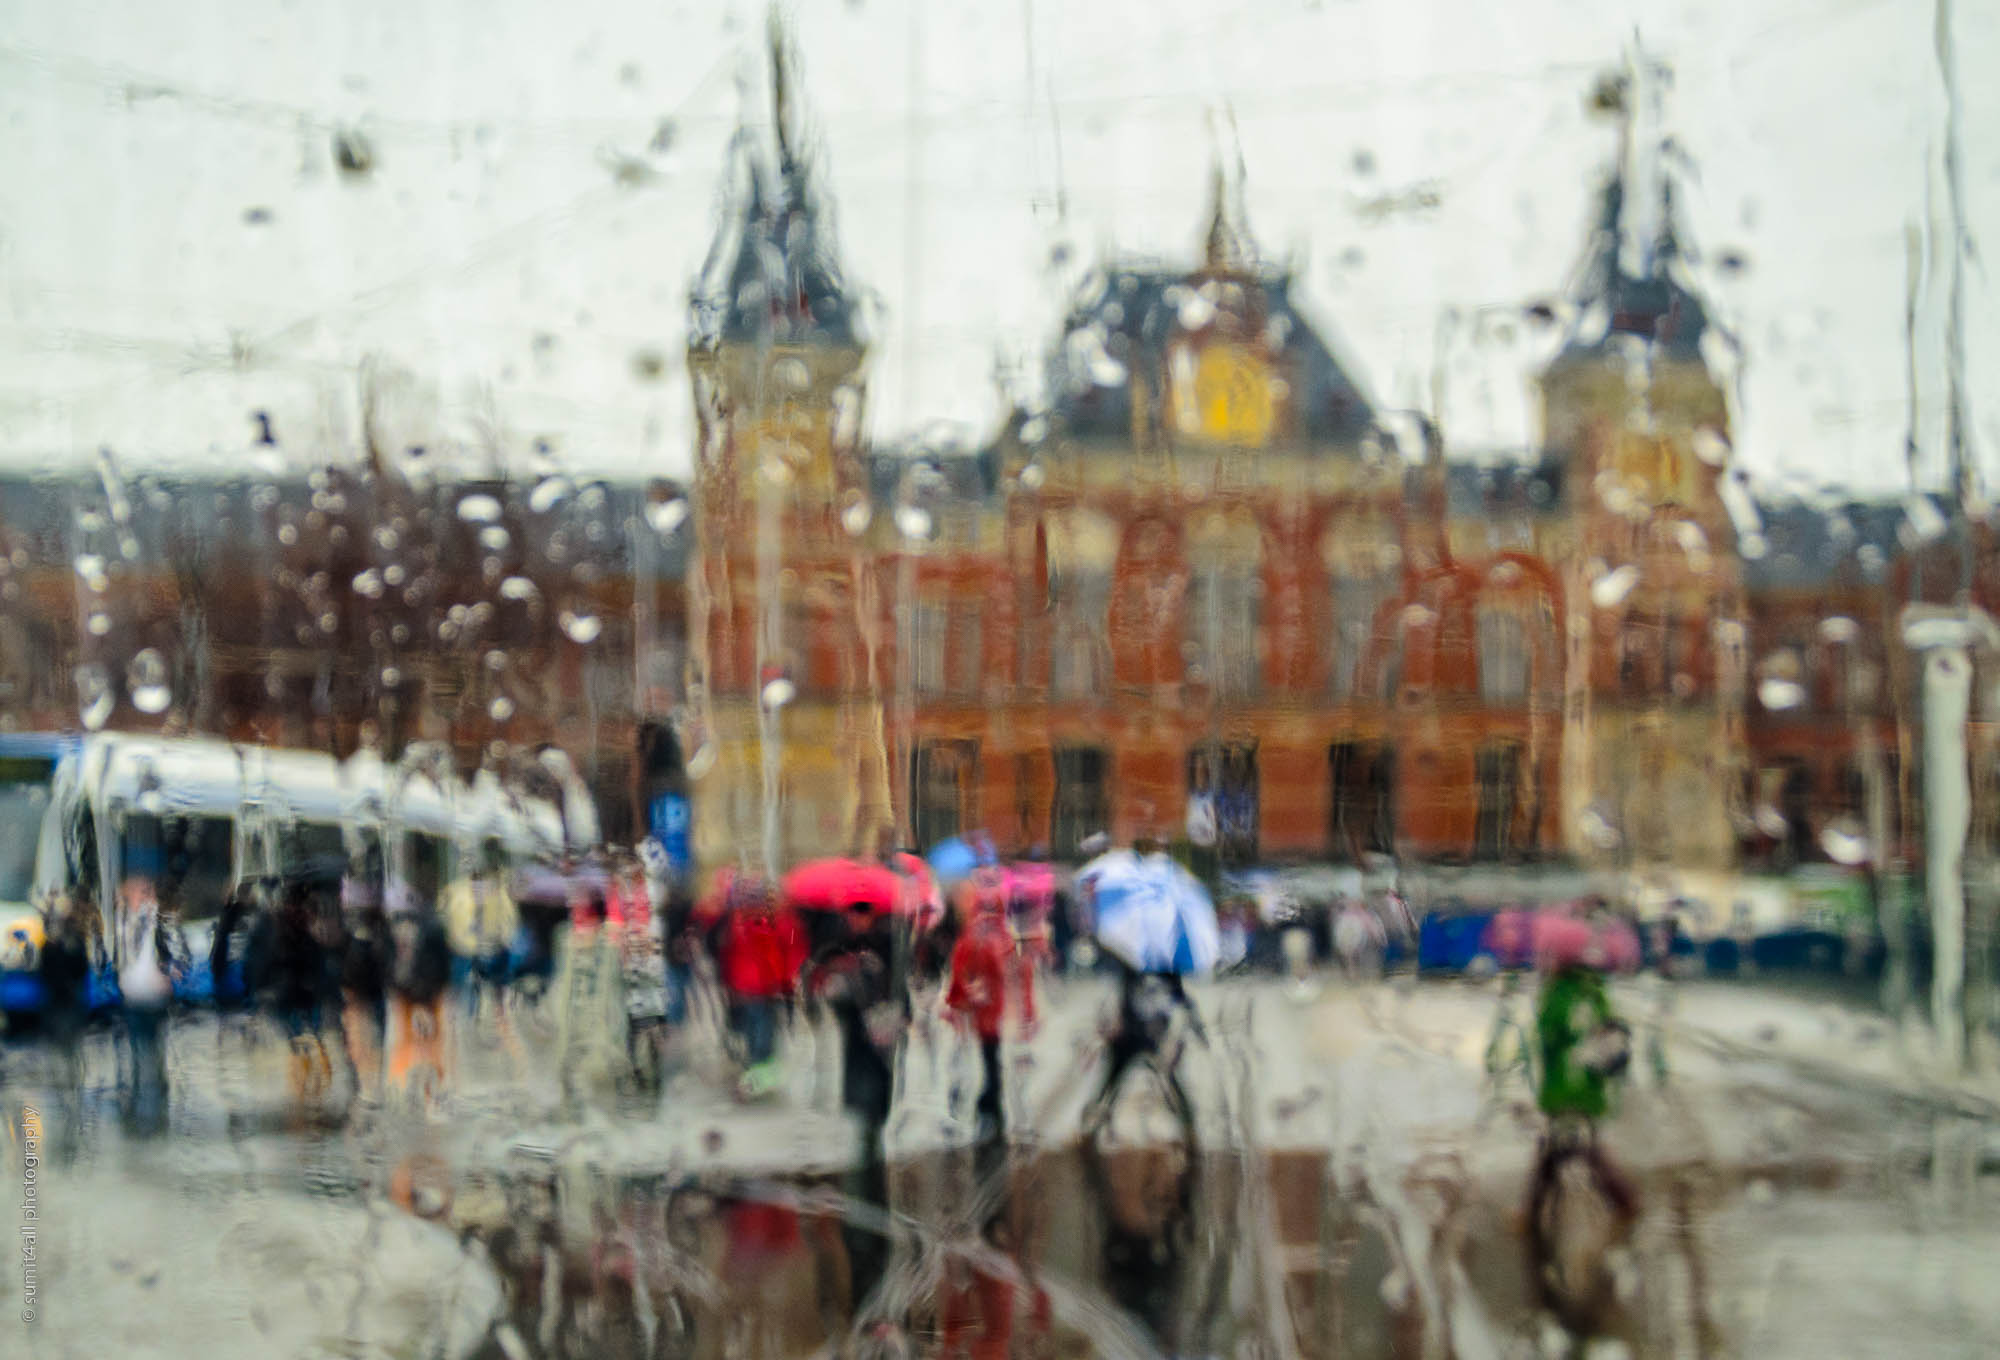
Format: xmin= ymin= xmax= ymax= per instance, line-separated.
xmin=385 ymin=884 xmax=454 ymax=1108
xmin=716 ymin=879 xmax=807 ymax=1097
xmin=945 ymin=881 xmax=1037 ymax=1142
xmin=338 ymin=870 xmax=389 ymax=1106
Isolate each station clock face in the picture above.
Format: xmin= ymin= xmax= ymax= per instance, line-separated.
xmin=1173 ymin=343 xmax=1275 ymax=447
xmin=1611 ymin=432 xmax=1687 ymax=507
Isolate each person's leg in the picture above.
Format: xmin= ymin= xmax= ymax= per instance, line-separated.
xmin=126 ymin=1004 xmax=167 ymax=1132
xmin=976 ymin=1035 xmax=1003 ymax=1135
xmin=748 ymin=999 xmax=777 ymax=1066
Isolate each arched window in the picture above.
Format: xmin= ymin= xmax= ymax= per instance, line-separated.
xmin=1186 ymin=512 xmax=1263 ymax=697
xmin=1477 ymin=607 xmax=1530 ymax=704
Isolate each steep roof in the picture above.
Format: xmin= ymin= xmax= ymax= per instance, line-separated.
xmin=1047 ymin=172 xmax=1378 ymax=446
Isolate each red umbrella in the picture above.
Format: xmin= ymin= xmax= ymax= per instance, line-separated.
xmin=781 ymin=858 xmax=903 ymax=915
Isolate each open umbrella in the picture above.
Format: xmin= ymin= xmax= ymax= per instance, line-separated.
xmin=926 ymin=833 xmax=995 ymax=888
xmin=781 ymin=858 xmax=903 ymax=914
xmin=1530 ymin=907 xmax=1641 ymax=974
xmin=1078 ymin=849 xmax=1220 ymax=976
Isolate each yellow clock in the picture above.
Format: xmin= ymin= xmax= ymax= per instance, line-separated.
xmin=1173 ymin=343 xmax=1275 ymax=447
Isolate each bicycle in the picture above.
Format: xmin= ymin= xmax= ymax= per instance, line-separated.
xmin=1523 ymin=1019 xmax=1640 ymax=1348
xmin=1082 ymin=972 xmax=1202 ymax=1150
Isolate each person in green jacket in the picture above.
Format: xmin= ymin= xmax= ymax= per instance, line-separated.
xmin=1534 ymin=963 xmax=1627 ymax=1122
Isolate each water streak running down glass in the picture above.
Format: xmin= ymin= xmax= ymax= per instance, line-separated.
xmin=0 ymin=2 xmax=1996 ymax=1356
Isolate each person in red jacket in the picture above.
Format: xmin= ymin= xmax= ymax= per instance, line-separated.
xmin=945 ymin=882 xmax=1037 ymax=1140
xmin=717 ymin=882 xmax=807 ymax=1083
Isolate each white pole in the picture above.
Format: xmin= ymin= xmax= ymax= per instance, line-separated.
xmin=1921 ymin=644 xmax=1972 ymax=1070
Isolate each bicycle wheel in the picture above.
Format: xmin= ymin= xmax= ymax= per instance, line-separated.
xmin=1526 ymin=1137 xmax=1634 ymax=1338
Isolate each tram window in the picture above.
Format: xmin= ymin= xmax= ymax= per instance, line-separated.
xmin=405 ymin=833 xmax=448 ymax=902
xmin=125 ymin=814 xmax=235 ymax=921
xmin=283 ymin=821 xmax=347 ymax=870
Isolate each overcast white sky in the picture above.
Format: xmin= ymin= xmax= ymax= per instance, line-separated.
xmin=0 ymin=0 xmax=1992 ymax=500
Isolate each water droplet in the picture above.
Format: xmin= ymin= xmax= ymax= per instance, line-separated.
xmin=529 ymin=477 xmax=571 ymax=514
xmin=479 ymin=525 xmax=511 ymax=551
xmin=559 ymin=610 xmax=602 ymax=644
xmin=127 ymin=649 xmax=171 ymax=715
xmin=374 ymin=525 xmax=401 ymax=551
xmin=318 ymin=612 xmax=338 ymax=634
xmin=457 ymin=492 xmax=503 ymax=524
xmin=646 ymin=498 xmax=688 ymax=537
xmin=74 ymin=554 xmax=109 ymax=593
xmin=1018 ymin=462 xmax=1045 ymax=490
xmin=500 ymin=576 xmax=540 ymax=603
xmin=380 ymin=665 xmax=402 ymax=688
xmin=1177 ymin=290 xmax=1216 ymax=330
xmin=894 ymin=505 xmax=933 ymax=540
xmin=384 ymin=564 xmax=407 ymax=587
xmin=840 ymin=499 xmax=873 ymax=536
xmin=1590 ymin=565 xmax=1639 ymax=609
xmin=1579 ymin=804 xmax=1622 ymax=851
xmin=1818 ymin=616 xmax=1859 ymax=644
xmin=484 ymin=649 xmax=508 ymax=672
xmin=760 ymin=676 xmax=796 ymax=709
xmin=76 ymin=664 xmax=113 ymax=730
xmin=1758 ymin=676 xmax=1805 ymax=711
xmin=489 ymin=695 xmax=515 ymax=721
xmin=352 ymin=568 xmax=385 ymax=598
xmin=86 ymin=611 xmax=111 ymax=637
xmin=277 ymin=522 xmax=299 ymax=546
xmin=1692 ymin=428 xmax=1731 ymax=466
xmin=1819 ymin=817 xmax=1870 ymax=866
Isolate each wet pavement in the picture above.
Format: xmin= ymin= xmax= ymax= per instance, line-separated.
xmin=5 ymin=972 xmax=1999 ymax=1358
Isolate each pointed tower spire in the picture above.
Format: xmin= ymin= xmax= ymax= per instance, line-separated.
xmin=769 ymin=5 xmax=802 ymax=181
xmin=1559 ymin=43 xmax=1708 ymax=359
xmin=1199 ymin=111 xmax=1254 ymax=273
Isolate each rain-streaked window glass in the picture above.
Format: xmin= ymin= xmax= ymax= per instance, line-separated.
xmin=4 ymin=4 xmax=1999 ymax=1356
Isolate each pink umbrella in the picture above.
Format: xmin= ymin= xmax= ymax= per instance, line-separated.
xmin=1531 ymin=908 xmax=1641 ymax=974
xmin=782 ymin=858 xmax=907 ymax=916
xmin=999 ymin=862 xmax=1058 ymax=916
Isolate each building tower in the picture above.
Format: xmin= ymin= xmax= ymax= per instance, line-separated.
xmin=684 ymin=21 xmax=890 ymax=883
xmin=1541 ymin=56 xmax=1745 ymax=878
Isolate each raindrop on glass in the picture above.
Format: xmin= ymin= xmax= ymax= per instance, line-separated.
xmin=646 ymin=498 xmax=688 ymax=537
xmin=559 ymin=610 xmax=603 ymax=644
xmin=1819 ymin=817 xmax=1870 ymax=866
xmin=456 ymin=492 xmax=504 ymax=524
xmin=529 ymin=476 xmax=572 ymax=514
xmin=1758 ymin=676 xmax=1805 ymax=711
xmin=127 ymin=649 xmax=171 ymax=715
xmin=76 ymin=663 xmax=114 ymax=730
xmin=352 ymin=568 xmax=386 ymax=598
xmin=1590 ymin=564 xmax=1639 ymax=609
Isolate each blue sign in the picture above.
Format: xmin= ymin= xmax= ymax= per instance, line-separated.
xmin=650 ymin=793 xmax=691 ymax=876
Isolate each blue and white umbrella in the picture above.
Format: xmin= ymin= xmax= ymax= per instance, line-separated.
xmin=1078 ymin=849 xmax=1220 ymax=976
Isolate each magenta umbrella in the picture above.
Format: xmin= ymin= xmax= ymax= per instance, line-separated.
xmin=781 ymin=858 xmax=908 ymax=915
xmin=1530 ymin=908 xmax=1641 ymax=973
